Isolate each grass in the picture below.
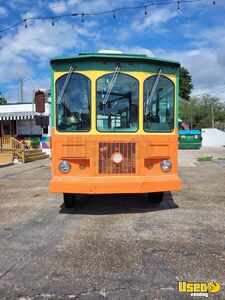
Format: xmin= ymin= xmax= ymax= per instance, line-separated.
xmin=197 ymin=156 xmax=213 ymax=162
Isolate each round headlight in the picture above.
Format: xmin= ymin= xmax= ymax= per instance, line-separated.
xmin=59 ymin=160 xmax=71 ymax=174
xmin=160 ymin=160 xmax=172 ymax=172
xmin=111 ymin=152 xmax=123 ymax=164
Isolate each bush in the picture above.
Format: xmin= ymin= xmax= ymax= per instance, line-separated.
xmin=31 ymin=137 xmax=40 ymax=149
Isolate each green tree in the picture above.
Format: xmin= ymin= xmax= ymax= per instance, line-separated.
xmin=0 ymin=94 xmax=7 ymax=104
xmin=179 ymin=67 xmax=193 ymax=101
xmin=179 ymin=94 xmax=225 ymax=129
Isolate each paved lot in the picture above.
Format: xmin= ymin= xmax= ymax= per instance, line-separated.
xmin=0 ymin=147 xmax=225 ymax=299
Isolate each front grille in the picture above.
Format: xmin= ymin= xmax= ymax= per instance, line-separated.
xmin=99 ymin=142 xmax=136 ymax=174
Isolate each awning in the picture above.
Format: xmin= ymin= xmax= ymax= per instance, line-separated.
xmin=0 ymin=111 xmax=35 ymax=121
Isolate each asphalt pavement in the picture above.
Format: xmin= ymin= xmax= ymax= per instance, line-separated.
xmin=0 ymin=147 xmax=225 ymax=299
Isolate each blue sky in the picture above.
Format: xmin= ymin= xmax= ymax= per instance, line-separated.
xmin=0 ymin=0 xmax=225 ymax=102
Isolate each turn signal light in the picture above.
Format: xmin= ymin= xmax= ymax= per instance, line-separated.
xmin=79 ymin=163 xmax=86 ymax=169
xmin=147 ymin=162 xmax=153 ymax=169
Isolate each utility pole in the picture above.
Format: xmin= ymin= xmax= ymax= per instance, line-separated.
xmin=19 ymin=78 xmax=24 ymax=103
xmin=211 ymin=103 xmax=214 ymax=128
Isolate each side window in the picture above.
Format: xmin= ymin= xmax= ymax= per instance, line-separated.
xmin=96 ymin=73 xmax=139 ymax=132
xmin=144 ymin=75 xmax=175 ymax=132
xmin=56 ymin=73 xmax=91 ymax=132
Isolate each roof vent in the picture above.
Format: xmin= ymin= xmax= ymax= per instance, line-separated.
xmin=98 ymin=50 xmax=124 ymax=54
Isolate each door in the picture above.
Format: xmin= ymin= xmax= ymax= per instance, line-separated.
xmin=1 ymin=121 xmax=12 ymax=136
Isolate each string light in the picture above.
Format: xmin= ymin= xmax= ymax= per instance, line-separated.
xmin=177 ymin=1 xmax=180 ymax=13
xmin=0 ymin=0 xmax=216 ymax=37
xmin=144 ymin=6 xmax=147 ymax=15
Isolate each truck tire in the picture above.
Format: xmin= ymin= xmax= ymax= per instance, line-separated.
xmin=63 ymin=193 xmax=76 ymax=208
xmin=149 ymin=192 xmax=164 ymax=204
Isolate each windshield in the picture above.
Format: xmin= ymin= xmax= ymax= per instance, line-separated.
xmin=144 ymin=75 xmax=174 ymax=132
xmin=56 ymin=73 xmax=91 ymax=132
xmin=96 ymin=73 xmax=138 ymax=132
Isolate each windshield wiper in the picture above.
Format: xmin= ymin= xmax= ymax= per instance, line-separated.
xmin=145 ymin=68 xmax=162 ymax=114
xmin=57 ymin=66 xmax=74 ymax=103
xmin=102 ymin=65 xmax=120 ymax=105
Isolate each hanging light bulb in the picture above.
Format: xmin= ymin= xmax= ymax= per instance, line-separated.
xmin=113 ymin=10 xmax=116 ymax=19
xmin=24 ymin=20 xmax=28 ymax=29
xmin=51 ymin=17 xmax=55 ymax=26
xmin=81 ymin=13 xmax=84 ymax=22
xmin=177 ymin=1 xmax=180 ymax=13
xmin=213 ymin=0 xmax=216 ymax=4
xmin=144 ymin=6 xmax=147 ymax=15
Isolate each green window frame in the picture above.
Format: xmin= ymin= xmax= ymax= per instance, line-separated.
xmin=144 ymin=75 xmax=175 ymax=132
xmin=96 ymin=72 xmax=139 ymax=132
xmin=56 ymin=73 xmax=91 ymax=132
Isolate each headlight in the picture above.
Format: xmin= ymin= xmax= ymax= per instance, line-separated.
xmin=160 ymin=160 xmax=172 ymax=172
xmin=59 ymin=160 xmax=71 ymax=174
xmin=111 ymin=152 xmax=123 ymax=164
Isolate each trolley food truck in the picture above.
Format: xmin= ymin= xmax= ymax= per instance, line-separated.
xmin=47 ymin=51 xmax=182 ymax=208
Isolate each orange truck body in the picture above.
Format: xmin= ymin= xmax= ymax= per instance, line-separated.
xmin=49 ymin=52 xmax=182 ymax=195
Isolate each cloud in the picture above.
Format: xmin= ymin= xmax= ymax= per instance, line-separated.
xmin=115 ymin=28 xmax=132 ymax=42
xmin=49 ymin=1 xmax=68 ymax=14
xmin=66 ymin=0 xmax=145 ymax=14
xmin=119 ymin=46 xmax=154 ymax=57
xmin=0 ymin=19 xmax=98 ymax=84
xmin=1 ymin=0 xmax=225 ymax=103
xmin=0 ymin=6 xmax=8 ymax=16
xmin=1 ymin=21 xmax=77 ymax=62
xmin=21 ymin=10 xmax=41 ymax=19
xmin=178 ymin=22 xmax=225 ymax=49
xmin=155 ymin=47 xmax=225 ymax=100
xmin=7 ymin=0 xmax=30 ymax=10
xmin=131 ymin=7 xmax=177 ymax=32
xmin=66 ymin=0 xmax=114 ymax=14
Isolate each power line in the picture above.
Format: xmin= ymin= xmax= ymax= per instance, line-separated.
xmin=193 ymin=86 xmax=225 ymax=97
xmin=0 ymin=0 xmax=215 ymax=37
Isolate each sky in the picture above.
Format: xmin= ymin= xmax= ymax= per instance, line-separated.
xmin=0 ymin=0 xmax=225 ymax=102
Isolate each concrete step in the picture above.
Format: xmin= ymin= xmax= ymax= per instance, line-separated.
xmin=0 ymin=153 xmax=13 ymax=166
xmin=25 ymin=151 xmax=45 ymax=158
xmin=24 ymin=149 xmax=43 ymax=155
xmin=25 ymin=154 xmax=49 ymax=163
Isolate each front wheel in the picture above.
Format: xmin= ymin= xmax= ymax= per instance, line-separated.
xmin=149 ymin=192 xmax=164 ymax=204
xmin=63 ymin=193 xmax=76 ymax=208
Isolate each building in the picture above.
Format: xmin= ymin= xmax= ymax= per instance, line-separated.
xmin=202 ymin=128 xmax=225 ymax=147
xmin=0 ymin=101 xmax=51 ymax=155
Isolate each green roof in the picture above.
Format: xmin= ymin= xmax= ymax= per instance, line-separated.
xmin=50 ymin=52 xmax=180 ymax=68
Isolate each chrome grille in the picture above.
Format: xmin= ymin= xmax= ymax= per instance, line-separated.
xmin=99 ymin=142 xmax=136 ymax=174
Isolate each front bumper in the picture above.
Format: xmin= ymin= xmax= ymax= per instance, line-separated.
xmin=49 ymin=174 xmax=182 ymax=194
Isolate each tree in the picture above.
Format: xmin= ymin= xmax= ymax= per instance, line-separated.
xmin=179 ymin=94 xmax=225 ymax=129
xmin=179 ymin=67 xmax=193 ymax=101
xmin=0 ymin=93 xmax=7 ymax=104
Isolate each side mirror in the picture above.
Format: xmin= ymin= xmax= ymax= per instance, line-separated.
xmin=35 ymin=91 xmax=45 ymax=113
